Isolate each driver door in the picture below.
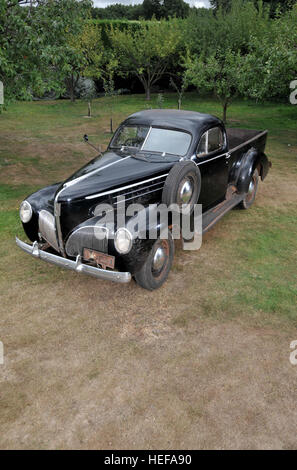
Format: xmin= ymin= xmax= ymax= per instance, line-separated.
xmin=195 ymin=127 xmax=229 ymax=210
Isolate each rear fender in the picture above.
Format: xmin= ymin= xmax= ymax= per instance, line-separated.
xmin=236 ymin=148 xmax=270 ymax=194
xmin=257 ymin=152 xmax=270 ymax=181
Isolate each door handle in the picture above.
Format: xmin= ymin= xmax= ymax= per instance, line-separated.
xmin=226 ymin=152 xmax=231 ymax=159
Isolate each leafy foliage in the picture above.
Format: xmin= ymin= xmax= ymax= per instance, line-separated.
xmin=91 ymin=0 xmax=190 ymax=20
xmin=186 ymin=49 xmax=242 ymax=122
xmin=0 ymin=0 xmax=92 ymax=105
xmin=184 ymin=0 xmax=281 ymax=121
xmin=110 ymin=19 xmax=181 ymax=100
xmin=240 ymin=3 xmax=297 ymax=101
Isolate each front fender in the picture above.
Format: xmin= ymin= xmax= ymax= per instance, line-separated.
xmin=65 ymin=204 xmax=170 ymax=274
xmin=22 ymin=182 xmax=61 ymax=242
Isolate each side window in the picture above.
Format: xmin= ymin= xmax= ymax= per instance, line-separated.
xmin=197 ymin=127 xmax=224 ymax=156
xmin=208 ymin=127 xmax=223 ymax=152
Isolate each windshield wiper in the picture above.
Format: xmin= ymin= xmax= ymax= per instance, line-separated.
xmin=129 ymin=152 xmax=149 ymax=162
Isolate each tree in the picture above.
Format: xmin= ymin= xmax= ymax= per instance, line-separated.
xmin=170 ymin=76 xmax=187 ymax=110
xmin=186 ymin=49 xmax=242 ymax=122
xmin=66 ymin=21 xmax=104 ymax=102
xmin=79 ymin=78 xmax=97 ymax=117
xmin=32 ymin=0 xmax=93 ymax=102
xmin=240 ymin=3 xmax=297 ymax=101
xmin=210 ymin=0 xmax=295 ymax=16
xmin=209 ymin=0 xmax=232 ymax=11
xmin=0 ymin=0 xmax=44 ymax=105
xmin=101 ymin=54 xmax=119 ymax=133
xmin=91 ymin=3 xmax=144 ymax=20
xmin=185 ymin=0 xmax=270 ymax=121
xmin=0 ymin=0 xmax=93 ymax=108
xmin=163 ymin=0 xmax=190 ymax=18
xmin=111 ymin=19 xmax=180 ymax=100
xmin=142 ymin=0 xmax=163 ymax=19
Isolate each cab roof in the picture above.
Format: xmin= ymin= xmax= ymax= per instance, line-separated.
xmin=123 ymin=109 xmax=222 ymax=135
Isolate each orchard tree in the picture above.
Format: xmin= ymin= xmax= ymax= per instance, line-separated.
xmin=210 ymin=0 xmax=295 ymax=16
xmin=185 ymin=0 xmax=270 ymax=121
xmin=0 ymin=0 xmax=93 ymax=107
xmin=101 ymin=54 xmax=119 ymax=133
xmin=185 ymin=49 xmax=242 ymax=122
xmin=0 ymin=0 xmax=44 ymax=105
xmin=111 ymin=19 xmax=181 ymax=100
xmin=66 ymin=21 xmax=104 ymax=102
xmin=240 ymin=3 xmax=297 ymax=101
xmin=163 ymin=0 xmax=190 ymax=18
xmin=32 ymin=0 xmax=93 ymax=101
xmin=142 ymin=0 xmax=163 ymax=19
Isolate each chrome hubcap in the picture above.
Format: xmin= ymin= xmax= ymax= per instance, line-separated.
xmin=153 ymin=246 xmax=166 ymax=271
xmin=179 ymin=178 xmax=193 ymax=204
xmin=248 ymin=179 xmax=255 ymax=195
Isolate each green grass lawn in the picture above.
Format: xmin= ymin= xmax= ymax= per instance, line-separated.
xmin=0 ymin=93 xmax=296 ymax=325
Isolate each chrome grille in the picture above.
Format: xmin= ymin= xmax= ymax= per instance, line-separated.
xmin=112 ymin=176 xmax=167 ymax=205
xmin=65 ymin=225 xmax=108 ymax=257
xmin=38 ymin=210 xmax=59 ymax=252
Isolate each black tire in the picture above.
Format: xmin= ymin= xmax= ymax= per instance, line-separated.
xmin=134 ymin=231 xmax=174 ymax=291
xmin=238 ymin=169 xmax=259 ymax=210
xmin=162 ymin=161 xmax=201 ymax=213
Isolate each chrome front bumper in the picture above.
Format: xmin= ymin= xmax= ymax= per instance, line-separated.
xmin=15 ymin=237 xmax=131 ymax=284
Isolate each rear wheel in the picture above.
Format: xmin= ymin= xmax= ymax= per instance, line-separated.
xmin=134 ymin=232 xmax=174 ymax=290
xmin=238 ymin=169 xmax=259 ymax=210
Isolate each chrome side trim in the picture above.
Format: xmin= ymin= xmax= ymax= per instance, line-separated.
xmin=16 ymin=237 xmax=131 ymax=284
xmin=196 ymin=152 xmax=228 ymax=165
xmin=86 ymin=173 xmax=169 ymax=200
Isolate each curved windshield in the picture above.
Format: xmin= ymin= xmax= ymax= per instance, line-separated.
xmin=110 ymin=125 xmax=192 ymax=156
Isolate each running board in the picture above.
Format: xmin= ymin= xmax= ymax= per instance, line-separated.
xmin=202 ymin=193 xmax=244 ymax=234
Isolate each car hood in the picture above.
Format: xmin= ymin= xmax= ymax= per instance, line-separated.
xmin=55 ymin=150 xmax=177 ymax=202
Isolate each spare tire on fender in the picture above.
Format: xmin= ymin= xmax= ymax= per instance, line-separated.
xmin=162 ymin=161 xmax=201 ymax=213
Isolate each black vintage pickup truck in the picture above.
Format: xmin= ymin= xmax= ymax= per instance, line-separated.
xmin=16 ymin=110 xmax=270 ymax=290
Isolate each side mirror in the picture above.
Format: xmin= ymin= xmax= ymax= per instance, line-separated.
xmin=83 ymin=134 xmax=88 ymax=142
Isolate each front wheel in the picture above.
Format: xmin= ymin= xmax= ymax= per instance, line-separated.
xmin=134 ymin=232 xmax=174 ymax=290
xmin=238 ymin=169 xmax=259 ymax=210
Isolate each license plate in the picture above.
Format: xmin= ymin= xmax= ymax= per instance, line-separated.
xmin=83 ymin=248 xmax=115 ymax=270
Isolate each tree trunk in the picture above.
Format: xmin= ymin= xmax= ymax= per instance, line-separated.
xmin=178 ymin=97 xmax=181 ymax=110
xmin=70 ymin=88 xmax=75 ymax=103
xmin=88 ymin=101 xmax=91 ymax=117
xmin=110 ymin=118 xmax=113 ymax=134
xmin=145 ymin=84 xmax=151 ymax=101
xmin=223 ymin=101 xmax=228 ymax=123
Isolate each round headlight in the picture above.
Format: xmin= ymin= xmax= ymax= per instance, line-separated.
xmin=114 ymin=228 xmax=132 ymax=254
xmin=20 ymin=200 xmax=33 ymax=223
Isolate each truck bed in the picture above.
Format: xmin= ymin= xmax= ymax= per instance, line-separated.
xmin=226 ymin=128 xmax=266 ymax=151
